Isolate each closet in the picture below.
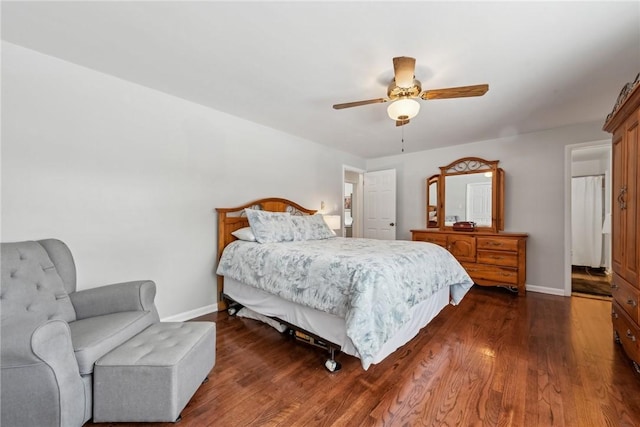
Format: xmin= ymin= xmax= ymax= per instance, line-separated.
xmin=603 ymin=74 xmax=640 ymax=371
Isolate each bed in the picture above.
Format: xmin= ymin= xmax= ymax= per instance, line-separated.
xmin=215 ymin=198 xmax=473 ymax=371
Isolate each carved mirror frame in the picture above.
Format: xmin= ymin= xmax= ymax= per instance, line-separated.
xmin=431 ymin=156 xmax=504 ymax=232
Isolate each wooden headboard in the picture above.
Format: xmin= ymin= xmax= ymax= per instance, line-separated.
xmin=215 ymin=197 xmax=317 ymax=310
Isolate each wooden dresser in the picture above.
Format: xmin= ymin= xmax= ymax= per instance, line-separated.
xmin=411 ymin=230 xmax=528 ymax=296
xmin=603 ymin=74 xmax=640 ymax=371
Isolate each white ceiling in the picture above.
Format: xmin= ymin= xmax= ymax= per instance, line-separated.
xmin=2 ymin=1 xmax=639 ymax=158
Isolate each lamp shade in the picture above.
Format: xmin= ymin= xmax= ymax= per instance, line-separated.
xmin=387 ymin=99 xmax=420 ymax=121
xmin=323 ymin=215 xmax=341 ymax=230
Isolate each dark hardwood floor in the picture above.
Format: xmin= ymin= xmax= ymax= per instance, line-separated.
xmin=88 ymin=286 xmax=640 ymax=427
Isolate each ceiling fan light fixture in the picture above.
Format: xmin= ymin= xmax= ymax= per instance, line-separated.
xmin=387 ymin=99 xmax=420 ymax=121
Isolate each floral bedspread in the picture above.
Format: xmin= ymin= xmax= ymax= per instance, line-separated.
xmin=216 ymin=237 xmax=473 ymax=369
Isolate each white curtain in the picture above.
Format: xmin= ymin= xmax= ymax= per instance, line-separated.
xmin=571 ymin=176 xmax=604 ymax=267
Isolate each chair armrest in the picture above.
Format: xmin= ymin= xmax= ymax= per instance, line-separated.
xmin=70 ymin=280 xmax=159 ymax=321
xmin=31 ymin=320 xmax=85 ymax=391
xmin=2 ymin=320 xmax=86 ymax=427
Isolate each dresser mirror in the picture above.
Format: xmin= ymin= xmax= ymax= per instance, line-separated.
xmin=432 ymin=157 xmax=504 ymax=232
xmin=426 ymin=174 xmax=439 ymax=228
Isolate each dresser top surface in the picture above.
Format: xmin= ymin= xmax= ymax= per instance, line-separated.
xmin=411 ymin=229 xmax=528 ymax=238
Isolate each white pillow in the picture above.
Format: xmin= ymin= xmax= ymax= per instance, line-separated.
xmin=231 ymin=227 xmax=256 ymax=242
xmin=245 ymin=208 xmax=294 ymax=243
xmin=291 ymin=214 xmax=335 ymax=241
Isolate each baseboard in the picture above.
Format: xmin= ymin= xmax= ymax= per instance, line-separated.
xmin=526 ymin=284 xmax=567 ymax=296
xmin=163 ymin=284 xmax=568 ymax=319
xmin=161 ymin=304 xmax=218 ymax=322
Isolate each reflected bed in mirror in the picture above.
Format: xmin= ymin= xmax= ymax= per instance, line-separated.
xmin=426 ymin=174 xmax=439 ymax=228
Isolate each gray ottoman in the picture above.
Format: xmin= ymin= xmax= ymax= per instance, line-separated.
xmin=93 ymin=322 xmax=216 ymax=422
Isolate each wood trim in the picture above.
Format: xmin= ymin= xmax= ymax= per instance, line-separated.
xmin=439 ymin=156 xmax=499 ymax=176
xmin=215 ymin=198 xmax=316 ymax=310
xmin=410 ymin=229 xmax=528 ymax=238
xmin=603 ymin=73 xmax=640 ymax=132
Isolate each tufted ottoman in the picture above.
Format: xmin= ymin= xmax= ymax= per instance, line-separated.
xmin=93 ymin=322 xmax=215 ymax=422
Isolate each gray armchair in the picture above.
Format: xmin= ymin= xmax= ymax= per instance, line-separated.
xmin=1 ymin=239 xmax=160 ymax=427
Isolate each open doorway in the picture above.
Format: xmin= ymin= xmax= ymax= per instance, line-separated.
xmin=343 ymin=166 xmax=364 ymax=238
xmin=569 ymin=143 xmax=612 ymax=298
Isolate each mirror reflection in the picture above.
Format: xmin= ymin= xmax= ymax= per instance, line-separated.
xmin=426 ymin=174 xmax=438 ymax=228
xmin=444 ymin=173 xmax=493 ymax=226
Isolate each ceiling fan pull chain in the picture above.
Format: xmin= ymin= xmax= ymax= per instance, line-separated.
xmin=401 ymin=126 xmax=405 ymax=153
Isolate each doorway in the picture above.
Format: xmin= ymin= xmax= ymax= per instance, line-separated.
xmin=568 ymin=143 xmax=612 ymax=298
xmin=343 ymin=166 xmax=397 ymax=240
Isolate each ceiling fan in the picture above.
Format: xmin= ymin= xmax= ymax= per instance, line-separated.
xmin=333 ymin=57 xmax=489 ymax=126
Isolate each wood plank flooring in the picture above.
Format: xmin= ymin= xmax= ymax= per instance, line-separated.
xmin=87 ymin=287 xmax=640 ymax=427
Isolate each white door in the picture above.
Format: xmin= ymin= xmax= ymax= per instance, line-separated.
xmin=363 ymin=169 xmax=396 ymax=240
xmin=466 ymin=182 xmax=492 ymax=226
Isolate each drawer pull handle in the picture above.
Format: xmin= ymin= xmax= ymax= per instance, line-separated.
xmin=627 ymin=330 xmax=636 ymax=342
xmin=626 ymin=299 xmax=637 ymax=307
xmin=489 ymin=256 xmax=504 ymax=260
xmin=611 ymin=283 xmax=619 ymax=290
xmin=612 ymin=311 xmax=619 ymax=319
xmin=501 ymin=273 xmax=513 ymax=277
xmin=618 ymin=186 xmax=627 ymax=210
xmin=488 ymin=242 xmax=503 ymax=247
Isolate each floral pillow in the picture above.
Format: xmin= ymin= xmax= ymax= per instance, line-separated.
xmin=291 ymin=214 xmax=336 ymax=241
xmin=245 ymin=208 xmax=294 ymax=243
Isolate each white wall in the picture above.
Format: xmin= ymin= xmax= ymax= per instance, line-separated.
xmin=366 ymin=122 xmax=610 ymax=295
xmin=572 ymin=158 xmax=608 ymax=177
xmin=1 ymin=43 xmax=364 ymax=319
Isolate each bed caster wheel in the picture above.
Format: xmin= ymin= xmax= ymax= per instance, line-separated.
xmin=228 ymin=307 xmax=237 ymax=316
xmin=325 ymin=359 xmax=341 ymax=372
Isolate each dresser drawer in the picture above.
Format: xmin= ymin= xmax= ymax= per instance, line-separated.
xmin=612 ymin=274 xmax=639 ymax=323
xmin=612 ymin=301 xmax=640 ymax=363
xmin=412 ymin=233 xmax=447 ymax=247
xmin=462 ymin=262 xmax=518 ymax=285
xmin=477 ymin=249 xmax=518 ymax=267
xmin=477 ymin=237 xmax=519 ymax=252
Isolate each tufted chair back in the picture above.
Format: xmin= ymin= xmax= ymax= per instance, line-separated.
xmin=1 ymin=240 xmax=78 ymax=362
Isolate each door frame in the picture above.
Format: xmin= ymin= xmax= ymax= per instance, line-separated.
xmin=564 ymin=139 xmax=611 ymax=296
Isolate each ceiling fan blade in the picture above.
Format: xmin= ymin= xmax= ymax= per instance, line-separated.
xmin=396 ymin=118 xmax=410 ymax=127
xmin=332 ymin=98 xmax=387 ymax=110
xmin=393 ymin=56 xmax=416 ymax=88
xmin=421 ymin=84 xmax=489 ymax=100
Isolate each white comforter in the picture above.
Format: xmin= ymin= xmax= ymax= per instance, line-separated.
xmin=216 ymin=237 xmax=473 ymax=369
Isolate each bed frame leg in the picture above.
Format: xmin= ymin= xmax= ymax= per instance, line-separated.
xmin=223 ymin=294 xmax=242 ymax=316
xmin=324 ymin=347 xmax=342 ymax=373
